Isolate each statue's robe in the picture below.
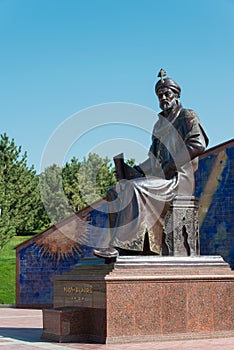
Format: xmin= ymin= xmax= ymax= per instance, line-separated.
xmin=108 ymin=107 xmax=209 ymax=254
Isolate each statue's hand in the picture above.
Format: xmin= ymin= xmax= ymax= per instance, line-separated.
xmin=113 ymin=170 xmax=119 ymax=181
xmin=133 ymin=165 xmax=145 ymax=177
xmin=162 ymin=161 xmax=177 ymax=180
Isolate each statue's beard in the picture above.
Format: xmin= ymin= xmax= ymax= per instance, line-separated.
xmin=160 ymin=100 xmax=174 ymax=111
xmin=160 ymin=98 xmax=178 ymax=112
xmin=161 ymin=101 xmax=171 ymax=110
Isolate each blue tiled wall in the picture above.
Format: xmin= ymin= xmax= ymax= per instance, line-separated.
xmin=17 ymin=206 xmax=108 ymax=307
xmin=19 ymin=242 xmax=79 ymax=305
xmin=195 ymin=145 xmax=234 ymax=269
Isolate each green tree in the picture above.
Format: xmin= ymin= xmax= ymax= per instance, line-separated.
xmin=39 ymin=153 xmax=133 ymax=226
xmin=39 ymin=154 xmax=116 ymax=225
xmin=39 ymin=164 xmax=72 ymax=224
xmin=77 ymin=153 xmax=117 ymax=207
xmin=62 ymin=153 xmax=134 ymax=212
xmin=62 ymin=157 xmax=84 ymax=212
xmin=0 ymin=133 xmax=42 ymax=249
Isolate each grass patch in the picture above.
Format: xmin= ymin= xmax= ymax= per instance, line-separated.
xmin=0 ymin=236 xmax=32 ymax=304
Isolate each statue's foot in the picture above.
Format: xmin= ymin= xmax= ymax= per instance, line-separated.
xmin=93 ymin=247 xmax=119 ymax=259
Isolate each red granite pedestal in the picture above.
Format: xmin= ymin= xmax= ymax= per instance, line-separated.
xmin=41 ymin=256 xmax=234 ymax=343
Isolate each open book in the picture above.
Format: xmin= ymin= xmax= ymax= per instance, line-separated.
xmin=113 ymin=153 xmax=144 ymax=180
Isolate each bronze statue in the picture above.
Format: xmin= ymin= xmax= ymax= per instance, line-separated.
xmin=93 ymin=69 xmax=209 ymax=259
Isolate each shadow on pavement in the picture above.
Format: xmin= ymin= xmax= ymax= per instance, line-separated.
xmin=0 ymin=327 xmax=43 ymax=342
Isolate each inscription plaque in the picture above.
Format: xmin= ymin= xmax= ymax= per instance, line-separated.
xmin=53 ymin=280 xmax=106 ymax=309
xmin=63 ymin=286 xmax=93 ymax=303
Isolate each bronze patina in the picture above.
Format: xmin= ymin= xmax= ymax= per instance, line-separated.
xmin=94 ymin=69 xmax=209 ymax=259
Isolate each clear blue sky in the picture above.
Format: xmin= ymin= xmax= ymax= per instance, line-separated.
xmin=0 ymin=0 xmax=233 ymax=172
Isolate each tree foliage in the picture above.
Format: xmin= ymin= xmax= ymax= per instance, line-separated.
xmin=39 ymin=163 xmax=71 ymax=224
xmin=39 ymin=153 xmax=117 ymax=224
xmin=76 ymin=153 xmax=117 ymax=206
xmin=0 ymin=133 xmax=43 ymax=249
xmin=62 ymin=157 xmax=83 ymax=212
xmin=0 ymin=131 xmax=133 ymax=249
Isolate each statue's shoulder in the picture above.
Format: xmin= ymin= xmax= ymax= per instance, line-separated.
xmin=179 ymin=108 xmax=198 ymax=119
xmin=175 ymin=108 xmax=200 ymax=135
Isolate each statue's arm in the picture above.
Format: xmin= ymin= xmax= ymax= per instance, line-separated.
xmin=175 ymin=111 xmax=209 ymax=166
xmin=163 ymin=111 xmax=209 ymax=178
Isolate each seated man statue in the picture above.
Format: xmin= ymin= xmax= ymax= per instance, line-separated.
xmin=93 ymin=69 xmax=209 ymax=259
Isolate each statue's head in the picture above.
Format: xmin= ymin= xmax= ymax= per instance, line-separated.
xmin=155 ymin=69 xmax=181 ymax=111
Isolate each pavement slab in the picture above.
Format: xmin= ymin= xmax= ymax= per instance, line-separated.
xmin=0 ymin=307 xmax=234 ymax=350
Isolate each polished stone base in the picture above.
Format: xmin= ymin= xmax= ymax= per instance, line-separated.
xmin=41 ymin=256 xmax=234 ymax=343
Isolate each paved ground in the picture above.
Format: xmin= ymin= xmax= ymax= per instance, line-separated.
xmin=0 ymin=307 xmax=234 ymax=350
